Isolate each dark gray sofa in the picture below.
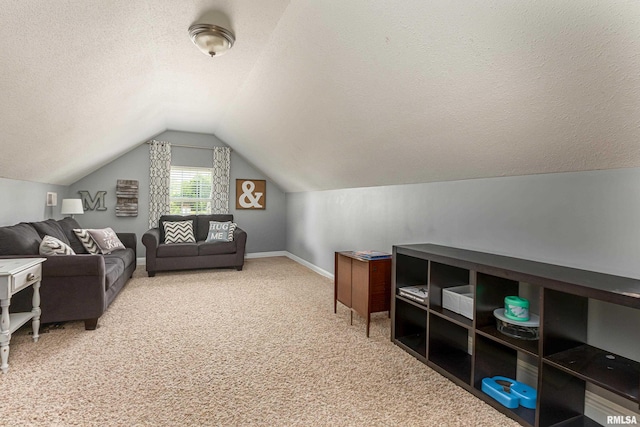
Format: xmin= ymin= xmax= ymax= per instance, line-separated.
xmin=142 ymin=214 xmax=247 ymax=277
xmin=0 ymin=217 xmax=136 ymax=330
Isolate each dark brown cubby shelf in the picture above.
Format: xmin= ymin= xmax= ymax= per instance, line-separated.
xmin=395 ymin=294 xmax=428 ymax=310
xmin=428 ymin=314 xmax=471 ymax=383
xmin=548 ymin=415 xmax=602 ymax=427
xmin=473 ymin=334 xmax=537 ymax=426
xmin=476 ymin=325 xmax=539 ymax=357
xmin=544 ymin=344 xmax=640 ymax=403
xmin=391 ymin=243 xmax=640 ymax=427
xmin=395 ymin=333 xmax=427 ymax=360
xmin=393 ymin=297 xmax=427 ymax=358
xmin=429 ymin=306 xmax=472 ymax=329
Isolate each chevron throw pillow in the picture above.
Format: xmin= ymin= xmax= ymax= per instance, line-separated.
xmin=73 ymin=229 xmax=101 ymax=254
xmin=39 ymin=235 xmax=76 ymax=256
xmin=163 ymin=220 xmax=195 ymax=244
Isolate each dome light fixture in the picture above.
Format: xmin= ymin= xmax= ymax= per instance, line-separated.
xmin=188 ymin=24 xmax=235 ymax=57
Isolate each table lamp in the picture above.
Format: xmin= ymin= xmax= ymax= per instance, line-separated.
xmin=61 ymin=199 xmax=84 ymax=218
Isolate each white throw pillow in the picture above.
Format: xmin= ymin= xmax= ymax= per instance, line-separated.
xmin=39 ymin=235 xmax=76 ymax=256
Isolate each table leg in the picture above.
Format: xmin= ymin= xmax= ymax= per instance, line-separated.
xmin=31 ymin=281 xmax=41 ymax=343
xmin=1 ymin=298 xmax=10 ymax=374
xmin=366 ymin=313 xmax=370 ymax=338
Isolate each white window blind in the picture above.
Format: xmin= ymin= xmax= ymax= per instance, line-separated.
xmin=169 ymin=166 xmax=213 ymax=215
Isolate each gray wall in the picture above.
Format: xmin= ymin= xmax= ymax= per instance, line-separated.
xmin=68 ymin=130 xmax=287 ymax=256
xmin=0 ymin=178 xmax=68 ymax=225
xmin=286 ymin=167 xmax=640 ymax=361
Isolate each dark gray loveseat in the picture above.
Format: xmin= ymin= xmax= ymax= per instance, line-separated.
xmin=142 ymin=214 xmax=247 ymax=277
xmin=0 ymin=217 xmax=136 ymax=330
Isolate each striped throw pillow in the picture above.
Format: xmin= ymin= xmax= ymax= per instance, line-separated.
xmin=163 ymin=220 xmax=195 ymax=244
xmin=73 ymin=229 xmax=101 ymax=254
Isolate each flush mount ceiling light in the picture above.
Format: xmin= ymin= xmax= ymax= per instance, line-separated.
xmin=188 ymin=24 xmax=235 ymax=57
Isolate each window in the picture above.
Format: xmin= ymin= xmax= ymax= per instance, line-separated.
xmin=169 ymin=166 xmax=213 ymax=215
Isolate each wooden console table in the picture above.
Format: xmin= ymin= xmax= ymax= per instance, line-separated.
xmin=334 ymin=251 xmax=391 ymax=337
xmin=0 ymin=258 xmax=45 ymax=373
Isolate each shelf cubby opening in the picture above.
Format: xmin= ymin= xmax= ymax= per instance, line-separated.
xmin=475 ymin=272 xmax=519 ymax=328
xmin=547 ymin=415 xmax=603 ymax=427
xmin=473 ymin=334 xmax=536 ymax=427
xmin=476 ymin=324 xmax=539 ymax=357
xmin=544 ymin=344 xmax=640 ymax=404
xmin=395 ymin=254 xmax=428 ymax=289
xmin=539 ymin=363 xmax=592 ymax=427
xmin=394 ymin=298 xmax=427 ymax=358
xmin=429 ymin=261 xmax=470 ymax=309
xmin=429 ymin=305 xmax=472 ymax=329
xmin=428 ymin=314 xmax=471 ymax=383
xmin=542 ymin=288 xmax=588 ymax=357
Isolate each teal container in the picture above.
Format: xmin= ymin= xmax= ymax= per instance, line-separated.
xmin=504 ymin=296 xmax=529 ymax=321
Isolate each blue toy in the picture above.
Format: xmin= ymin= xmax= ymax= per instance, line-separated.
xmin=481 ymin=376 xmax=537 ymax=409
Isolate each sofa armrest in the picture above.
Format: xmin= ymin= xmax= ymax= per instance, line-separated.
xmin=43 ymin=254 xmax=106 ymax=277
xmin=117 ymin=232 xmax=137 ymax=259
xmin=233 ymin=227 xmax=247 ymax=253
xmin=142 ymin=228 xmax=160 ymax=276
xmin=142 ymin=228 xmax=160 ymax=250
xmin=0 ymin=254 xmax=105 ymax=277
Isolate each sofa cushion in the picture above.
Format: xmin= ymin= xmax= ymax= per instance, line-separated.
xmin=0 ymin=223 xmax=42 ymax=255
xmin=198 ymin=240 xmax=237 ymax=256
xmin=196 ymin=214 xmax=233 ymax=241
xmin=73 ymin=229 xmax=102 ymax=254
xmin=57 ymin=217 xmax=88 ymax=254
xmin=86 ymin=228 xmax=126 ymax=254
xmin=31 ymin=219 xmax=70 ymax=245
xmin=157 ymin=243 xmax=199 ymax=258
xmin=39 ymin=235 xmax=75 ymax=256
xmin=104 ymin=258 xmax=125 ymax=290
xmin=159 ymin=215 xmax=197 ymax=243
xmin=103 ymin=248 xmax=136 ymax=270
xmin=163 ymin=220 xmax=196 ymax=244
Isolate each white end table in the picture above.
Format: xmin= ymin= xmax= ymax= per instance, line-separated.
xmin=0 ymin=258 xmax=46 ymax=373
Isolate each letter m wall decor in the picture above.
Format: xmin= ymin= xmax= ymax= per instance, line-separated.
xmin=78 ymin=190 xmax=107 ymax=211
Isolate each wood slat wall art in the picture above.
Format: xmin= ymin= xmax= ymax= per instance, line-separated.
xmin=116 ymin=179 xmax=139 ymax=217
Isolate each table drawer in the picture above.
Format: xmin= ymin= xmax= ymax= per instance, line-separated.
xmin=11 ymin=264 xmax=42 ymax=294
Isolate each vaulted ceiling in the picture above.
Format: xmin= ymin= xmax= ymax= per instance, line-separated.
xmin=2 ymin=1 xmax=640 ymax=192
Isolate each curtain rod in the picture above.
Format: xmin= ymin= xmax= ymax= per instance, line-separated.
xmin=146 ymin=141 xmax=231 ymax=151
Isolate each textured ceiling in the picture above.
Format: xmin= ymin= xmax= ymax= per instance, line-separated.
xmin=2 ymin=1 xmax=640 ymax=192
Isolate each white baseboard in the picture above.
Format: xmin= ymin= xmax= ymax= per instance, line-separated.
xmin=284 ymin=252 xmax=334 ymax=279
xmin=245 ymin=251 xmax=288 ymax=259
xmin=137 ymin=257 xmax=146 ymax=266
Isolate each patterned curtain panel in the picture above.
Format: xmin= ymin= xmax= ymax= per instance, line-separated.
xmin=212 ymin=147 xmax=231 ymax=214
xmin=148 ymin=140 xmax=172 ymax=228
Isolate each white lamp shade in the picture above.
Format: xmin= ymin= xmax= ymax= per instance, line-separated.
xmin=61 ymin=199 xmax=84 ymax=215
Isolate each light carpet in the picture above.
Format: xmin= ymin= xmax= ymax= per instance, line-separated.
xmin=1 ymin=257 xmax=520 ymax=426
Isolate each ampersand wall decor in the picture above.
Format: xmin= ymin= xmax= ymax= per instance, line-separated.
xmin=236 ymin=179 xmax=266 ymax=210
